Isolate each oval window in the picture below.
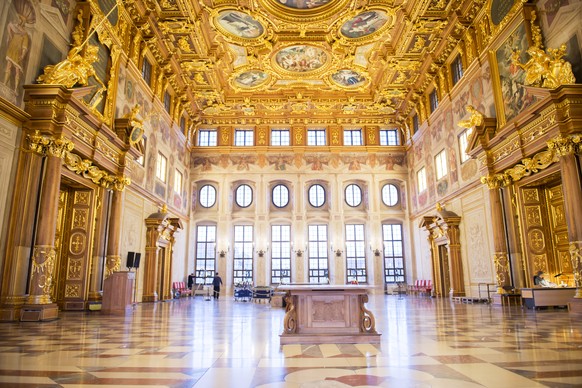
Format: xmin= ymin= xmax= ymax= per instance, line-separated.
xmin=199 ymin=185 xmax=216 ymax=208
xmin=236 ymin=184 xmax=253 ymax=207
xmin=308 ymin=184 xmax=325 ymax=207
xmin=272 ymin=184 xmax=289 ymax=208
xmin=345 ymin=184 xmax=362 ymax=207
xmin=382 ymin=184 xmax=399 ymax=207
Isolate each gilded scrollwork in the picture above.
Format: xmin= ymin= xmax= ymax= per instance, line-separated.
xmin=457 ymin=105 xmax=484 ymax=129
xmin=63 ymin=151 xmax=131 ymax=191
xmin=547 ymin=134 xmax=582 ymax=157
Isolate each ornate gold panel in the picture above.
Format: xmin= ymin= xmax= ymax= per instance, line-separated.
xmin=522 ymin=188 xmax=539 ymax=203
xmin=525 ymin=206 xmax=542 ymax=227
xmin=74 ymin=191 xmax=90 ymax=205
xmin=527 ymin=229 xmax=546 ymax=252
xmin=72 ymin=208 xmax=88 ymax=229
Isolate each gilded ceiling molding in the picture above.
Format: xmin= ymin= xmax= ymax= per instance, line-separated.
xmin=27 ymin=131 xmax=75 ymax=159
xmin=63 ymin=151 xmax=131 ymax=191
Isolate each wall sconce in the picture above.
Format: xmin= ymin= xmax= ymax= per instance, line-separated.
xmin=218 ymin=250 xmax=227 ymax=258
xmin=373 ymin=249 xmax=381 ymax=257
xmin=295 ymin=249 xmax=303 ymax=257
xmin=335 ymin=249 xmax=342 ymax=257
xmin=257 ymin=249 xmax=266 ymax=257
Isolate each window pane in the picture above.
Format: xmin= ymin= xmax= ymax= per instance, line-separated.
xmin=345 ymin=184 xmax=362 ymax=207
xmin=272 ymin=184 xmax=289 ymax=208
xmin=308 ymin=184 xmax=325 ymax=207
xmin=383 ymin=223 xmax=405 ymax=284
xmin=236 ymin=184 xmax=253 ymax=207
xmin=381 ymin=184 xmax=399 ymax=206
xmin=199 ymin=185 xmax=216 ymax=208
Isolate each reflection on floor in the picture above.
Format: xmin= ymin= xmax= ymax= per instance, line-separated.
xmin=0 ymin=294 xmax=581 ymax=387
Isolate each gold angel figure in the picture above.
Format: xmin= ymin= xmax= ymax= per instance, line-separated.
xmin=511 ymin=44 xmax=576 ymax=89
xmin=37 ymin=44 xmax=105 ymax=89
xmin=457 ymin=105 xmax=483 ymax=128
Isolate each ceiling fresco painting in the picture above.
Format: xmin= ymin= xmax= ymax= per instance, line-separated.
xmin=118 ymin=0 xmax=503 ymax=129
xmin=215 ymin=11 xmax=265 ymax=40
xmin=340 ymin=10 xmax=391 ymax=39
xmin=275 ymin=45 xmax=328 ymax=73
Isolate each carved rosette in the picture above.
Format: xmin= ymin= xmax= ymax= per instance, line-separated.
xmin=547 ymin=134 xmax=582 ymax=157
xmin=105 ymin=254 xmax=121 ymax=278
xmin=283 ymin=293 xmax=297 ymax=334
xmin=28 ymin=245 xmax=57 ymax=305
xmin=359 ymin=294 xmax=377 ymax=333
xmin=569 ymin=241 xmax=582 ymax=298
xmin=493 ymin=252 xmax=510 ymax=293
xmin=28 ymin=131 xmax=75 ymax=158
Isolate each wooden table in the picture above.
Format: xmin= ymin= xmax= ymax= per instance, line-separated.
xmin=278 ymin=284 xmax=381 ymax=344
xmin=521 ymin=287 xmax=576 ymax=309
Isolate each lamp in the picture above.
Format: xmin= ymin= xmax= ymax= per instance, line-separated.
xmin=373 ymin=249 xmax=381 ymax=257
xmin=257 ymin=249 xmax=266 ymax=257
xmin=218 ymin=250 xmax=226 ymax=258
xmin=295 ymin=249 xmax=303 ymax=257
xmin=335 ymin=249 xmax=342 ymax=257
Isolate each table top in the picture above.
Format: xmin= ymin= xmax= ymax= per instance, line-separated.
xmin=277 ymin=284 xmax=375 ymax=292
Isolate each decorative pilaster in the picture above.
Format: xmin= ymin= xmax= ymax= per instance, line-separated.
xmin=548 ymin=134 xmax=582 ymax=301
xmin=105 ymin=189 xmax=124 ymax=279
xmin=22 ymin=133 xmax=73 ymax=321
xmin=569 ymin=242 xmax=582 ymax=298
xmin=483 ymin=176 xmax=511 ymax=294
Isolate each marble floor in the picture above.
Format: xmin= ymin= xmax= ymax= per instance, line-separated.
xmin=0 ymin=294 xmax=581 ymax=387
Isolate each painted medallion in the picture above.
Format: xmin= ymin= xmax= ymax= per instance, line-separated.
xmin=275 ymin=45 xmax=327 ymax=73
xmin=340 ymin=10 xmax=389 ymax=39
xmin=331 ymin=70 xmax=365 ymax=88
xmin=274 ymin=0 xmax=332 ymax=9
xmin=235 ymin=70 xmax=269 ymax=88
xmin=216 ymin=11 xmax=264 ymax=39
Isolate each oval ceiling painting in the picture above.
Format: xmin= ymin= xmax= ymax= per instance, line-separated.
xmin=274 ymin=0 xmax=332 ymax=10
xmin=340 ymin=10 xmax=390 ymax=39
xmin=234 ymin=70 xmax=269 ymax=88
xmin=216 ymin=10 xmax=264 ymax=39
xmin=331 ymin=70 xmax=366 ymax=88
xmin=275 ymin=45 xmax=327 ymax=73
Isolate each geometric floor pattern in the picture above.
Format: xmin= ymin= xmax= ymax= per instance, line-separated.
xmin=0 ymin=293 xmax=581 ymax=387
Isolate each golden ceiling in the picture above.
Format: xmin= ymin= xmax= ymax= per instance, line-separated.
xmin=127 ymin=0 xmax=485 ymax=124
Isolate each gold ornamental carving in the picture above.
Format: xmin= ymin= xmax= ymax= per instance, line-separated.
xmin=28 ymin=131 xmax=75 ymax=158
xmin=457 ymin=105 xmax=484 ymax=128
xmin=30 ymin=245 xmax=57 ymax=304
xmin=510 ymin=12 xmax=576 ymax=89
xmin=569 ymin=241 xmax=582 ymax=297
xmin=105 ymin=254 xmax=121 ymax=278
xmin=65 ymin=284 xmax=81 ymax=298
xmin=63 ymin=151 xmax=130 ymax=191
xmin=37 ymin=44 xmax=105 ymax=90
xmin=547 ymin=134 xmax=582 ymax=157
xmin=492 ymin=251 xmax=509 ymax=293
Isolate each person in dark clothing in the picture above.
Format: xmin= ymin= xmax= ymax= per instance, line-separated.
xmin=187 ymin=272 xmax=195 ymax=290
xmin=212 ymin=272 xmax=223 ymax=300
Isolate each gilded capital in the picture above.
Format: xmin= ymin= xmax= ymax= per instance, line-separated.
xmin=480 ymin=173 xmax=505 ymax=189
xmin=105 ymin=255 xmax=121 ymax=278
xmin=547 ymin=134 xmax=582 ymax=157
xmin=28 ymin=131 xmax=74 ymax=158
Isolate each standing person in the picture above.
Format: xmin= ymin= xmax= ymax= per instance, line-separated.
xmin=212 ymin=272 xmax=223 ymax=300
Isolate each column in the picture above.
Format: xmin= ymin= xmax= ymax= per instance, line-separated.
xmin=483 ymin=176 xmax=511 ymax=294
xmin=548 ymin=135 xmax=582 ymax=299
xmin=22 ymin=134 xmax=73 ymax=321
xmin=105 ymin=189 xmax=124 ymax=278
